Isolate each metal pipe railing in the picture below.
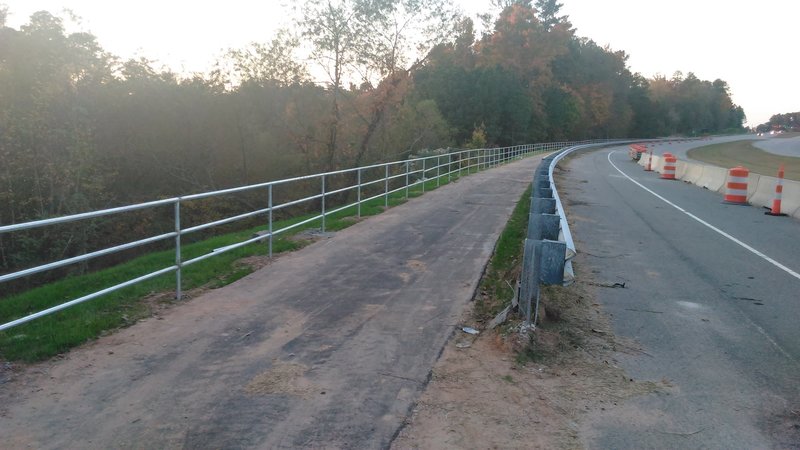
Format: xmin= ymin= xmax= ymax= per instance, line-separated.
xmin=0 ymin=140 xmax=611 ymax=331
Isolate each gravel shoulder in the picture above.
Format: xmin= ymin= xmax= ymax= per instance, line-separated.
xmin=392 ymin=261 xmax=664 ymax=449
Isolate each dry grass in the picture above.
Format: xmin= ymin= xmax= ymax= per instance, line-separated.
xmin=687 ymin=140 xmax=800 ymax=181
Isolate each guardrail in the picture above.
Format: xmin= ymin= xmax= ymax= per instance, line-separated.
xmin=1 ymin=140 xmax=607 ymax=332
xmin=519 ymin=141 xmax=639 ymax=326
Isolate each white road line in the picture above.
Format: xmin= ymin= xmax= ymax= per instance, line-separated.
xmin=606 ymin=151 xmax=800 ymax=282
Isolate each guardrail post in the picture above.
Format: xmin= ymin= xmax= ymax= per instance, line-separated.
xmin=519 ymin=239 xmax=538 ymax=325
xmin=357 ymin=169 xmax=362 ymax=218
xmin=537 ymin=240 xmax=567 ymax=286
xmin=321 ymin=175 xmax=326 ymax=232
xmin=531 ymin=197 xmax=556 ymax=215
xmin=268 ymin=185 xmax=273 ymax=257
xmin=527 ymin=213 xmax=560 ymax=241
xmin=385 ymin=164 xmax=389 ymax=208
xmin=174 ymin=199 xmax=182 ymax=300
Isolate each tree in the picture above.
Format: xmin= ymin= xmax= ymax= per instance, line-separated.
xmin=298 ymin=0 xmax=458 ymax=169
xmin=534 ymin=0 xmax=568 ymax=30
xmin=219 ymin=29 xmax=309 ymax=88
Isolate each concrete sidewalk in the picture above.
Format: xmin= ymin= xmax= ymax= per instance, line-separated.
xmin=0 ymin=155 xmax=542 ymax=449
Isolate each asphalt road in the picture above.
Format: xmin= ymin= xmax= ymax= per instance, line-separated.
xmin=0 ymin=155 xmax=542 ymax=449
xmin=560 ymin=146 xmax=800 ymax=448
xmin=646 ymin=134 xmax=799 ymax=161
xmin=754 ymin=135 xmax=800 ymax=157
xmin=646 ymin=135 xmax=758 ymax=161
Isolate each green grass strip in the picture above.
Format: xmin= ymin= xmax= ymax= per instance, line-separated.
xmin=687 ymin=140 xmax=800 ymax=181
xmin=0 ymin=166 xmax=484 ymax=362
xmin=474 ymin=184 xmax=532 ymax=322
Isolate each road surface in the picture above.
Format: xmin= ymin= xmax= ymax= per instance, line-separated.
xmin=0 ymin=155 xmax=542 ymax=449
xmin=560 ymin=145 xmax=800 ymax=448
xmin=754 ymin=135 xmax=800 ymax=157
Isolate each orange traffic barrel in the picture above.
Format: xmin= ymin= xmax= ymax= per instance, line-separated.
xmin=766 ymin=164 xmax=787 ymax=216
xmin=660 ymin=156 xmax=677 ymax=180
xmin=723 ymin=166 xmax=749 ymax=204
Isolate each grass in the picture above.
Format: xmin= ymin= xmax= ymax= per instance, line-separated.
xmin=687 ymin=139 xmax=800 ymax=181
xmin=0 ymin=169 xmax=477 ymax=362
xmin=474 ymin=185 xmax=532 ymax=322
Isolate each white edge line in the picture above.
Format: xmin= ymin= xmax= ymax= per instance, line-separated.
xmin=606 ymin=151 xmax=800 ymax=282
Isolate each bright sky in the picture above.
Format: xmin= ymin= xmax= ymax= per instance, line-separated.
xmin=4 ymin=0 xmax=797 ymax=126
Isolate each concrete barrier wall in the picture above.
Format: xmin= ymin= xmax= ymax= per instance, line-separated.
xmin=747 ymin=174 xmax=767 ymax=204
xmin=651 ymin=155 xmax=663 ymax=172
xmin=671 ymin=159 xmax=800 ymax=220
xmin=781 ymin=182 xmax=800 ymax=217
xmin=675 ymin=160 xmax=688 ymax=179
xmin=683 ymin=163 xmax=705 ymax=184
xmin=697 ymin=166 xmax=727 ymax=192
xmin=625 ymin=149 xmax=800 ymax=220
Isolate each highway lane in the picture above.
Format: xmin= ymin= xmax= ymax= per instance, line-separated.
xmin=646 ymin=133 xmax=800 ymax=161
xmin=755 ymin=135 xmax=800 ymax=157
xmin=645 ymin=134 xmax=758 ymax=161
xmin=559 ymin=145 xmax=800 ymax=448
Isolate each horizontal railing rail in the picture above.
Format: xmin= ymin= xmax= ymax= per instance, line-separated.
xmin=0 ymin=140 xmax=611 ymax=331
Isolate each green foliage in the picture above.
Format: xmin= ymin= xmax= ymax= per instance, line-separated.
xmin=757 ymin=111 xmax=799 ymax=132
xmin=467 ymin=124 xmax=488 ymax=149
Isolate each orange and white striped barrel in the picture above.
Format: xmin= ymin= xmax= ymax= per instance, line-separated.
xmin=660 ymin=155 xmax=677 ymax=180
xmin=723 ymin=166 xmax=749 ymax=204
xmin=766 ymin=164 xmax=786 ymax=216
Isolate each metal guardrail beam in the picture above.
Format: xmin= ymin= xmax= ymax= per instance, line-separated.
xmin=518 ymin=140 xmax=644 ymax=327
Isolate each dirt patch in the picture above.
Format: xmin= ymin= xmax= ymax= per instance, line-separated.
xmin=392 ymin=268 xmax=664 ymax=449
xmin=245 ymin=362 xmax=317 ymax=398
xmin=236 ymin=255 xmax=273 ymax=272
xmin=288 ymin=228 xmax=336 ymax=244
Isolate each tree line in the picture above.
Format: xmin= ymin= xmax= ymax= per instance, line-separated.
xmin=756 ymin=112 xmax=800 ymax=132
xmin=0 ymin=0 xmax=745 ymax=286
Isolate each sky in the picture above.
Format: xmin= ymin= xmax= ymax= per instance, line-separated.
xmin=3 ymin=0 xmax=797 ymax=126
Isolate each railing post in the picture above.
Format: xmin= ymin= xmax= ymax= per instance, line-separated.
xmin=357 ymin=169 xmax=362 ymax=218
xmin=268 ymin=184 xmax=273 ymax=258
xmin=405 ymin=160 xmax=410 ymax=199
xmin=448 ymin=153 xmax=451 ymax=182
xmin=174 ymin=199 xmax=182 ymax=301
xmin=437 ymin=155 xmax=440 ymax=187
xmin=471 ymin=150 xmax=475 ymax=173
xmin=321 ymin=175 xmax=326 ymax=232
xmin=385 ymin=164 xmax=389 ymax=208
xmin=422 ymin=158 xmax=426 ymax=193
